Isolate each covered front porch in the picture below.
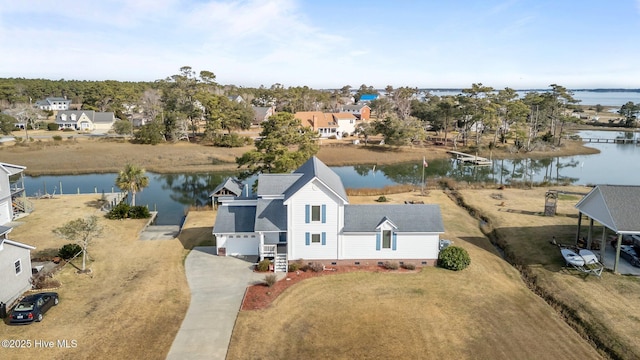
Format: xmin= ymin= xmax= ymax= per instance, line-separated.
xmin=259 ymin=232 xmax=287 ymax=273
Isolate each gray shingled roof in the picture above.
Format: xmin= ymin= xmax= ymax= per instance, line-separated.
xmin=0 ymin=162 xmax=26 ymax=176
xmin=576 ymin=185 xmax=640 ymax=233
xmin=254 ymin=199 xmax=287 ymax=232
xmin=343 ymin=204 xmax=445 ymax=233
xmin=0 ymin=225 xmax=12 ymax=236
xmin=257 ymin=173 xmax=302 ymax=197
xmin=93 ymin=112 xmax=115 ymax=124
xmin=56 ymin=110 xmax=115 ymax=123
xmin=210 ymin=177 xmax=244 ymax=197
xmin=284 ymin=156 xmax=348 ymax=202
xmin=213 ymin=206 xmax=256 ymax=233
xmin=341 ymin=104 xmax=369 ymax=111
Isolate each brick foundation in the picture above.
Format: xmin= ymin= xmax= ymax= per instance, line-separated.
xmin=289 ymin=258 xmax=436 ymax=267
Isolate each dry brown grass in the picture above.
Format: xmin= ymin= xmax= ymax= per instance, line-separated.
xmin=1 ymin=130 xmax=599 ymax=176
xmin=0 ymin=135 xmax=251 ymax=175
xmin=227 ymin=190 xmax=601 ymax=360
xmin=459 ymin=187 xmax=640 ymax=358
xmin=0 ymin=194 xmax=215 ymax=360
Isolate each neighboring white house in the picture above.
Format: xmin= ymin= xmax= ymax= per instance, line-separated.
xmin=55 ymin=110 xmax=116 ymax=132
xmin=35 ymin=97 xmax=71 ymax=111
xmin=0 ymin=226 xmax=35 ymax=307
xmin=213 ymin=157 xmax=445 ymax=271
xmin=0 ymin=162 xmax=31 ymax=225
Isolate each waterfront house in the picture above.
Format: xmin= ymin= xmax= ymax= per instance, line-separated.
xmin=0 ymin=226 xmax=35 ymax=307
xmin=55 ymin=110 xmax=116 ymax=132
xmin=213 ymin=156 xmax=445 ymax=270
xmin=294 ymin=111 xmax=363 ymax=138
xmin=0 ymin=162 xmax=31 ymax=225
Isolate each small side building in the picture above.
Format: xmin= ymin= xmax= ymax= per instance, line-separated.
xmin=0 ymin=226 xmax=35 ymax=307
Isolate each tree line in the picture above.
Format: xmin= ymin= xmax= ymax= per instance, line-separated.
xmin=1 ymin=71 xmax=638 ymax=153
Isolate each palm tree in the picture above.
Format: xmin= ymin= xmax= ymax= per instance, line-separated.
xmin=115 ymin=164 xmax=149 ymax=206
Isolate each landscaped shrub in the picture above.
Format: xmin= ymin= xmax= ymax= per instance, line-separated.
xmin=128 ymin=205 xmax=151 ymax=219
xmin=383 ymin=261 xmax=399 ymax=270
xmin=256 ymin=259 xmax=271 ymax=272
xmin=288 ymin=262 xmax=300 ymax=272
xmin=63 ymin=127 xmax=75 ymax=132
xmin=401 ymin=263 xmax=416 ymax=270
xmin=52 ymin=135 xmax=63 ymax=141
xmin=376 ymin=195 xmax=388 ymax=202
xmin=47 ymin=122 xmax=59 ymax=131
xmin=58 ymin=243 xmax=82 ymax=259
xmin=106 ymin=202 xmax=130 ymax=220
xmin=309 ymin=262 xmax=324 ymax=272
xmin=264 ymin=274 xmax=277 ymax=287
xmin=438 ymin=246 xmax=471 ymax=271
xmin=32 ymin=272 xmax=61 ymax=290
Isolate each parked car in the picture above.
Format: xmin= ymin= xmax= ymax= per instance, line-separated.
xmin=619 ymin=245 xmax=640 ymax=267
xmin=9 ymin=292 xmax=59 ymax=324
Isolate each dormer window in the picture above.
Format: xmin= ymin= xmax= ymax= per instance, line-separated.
xmin=60 ymin=114 xmax=66 ymax=121
xmin=70 ymin=114 xmax=76 ymax=121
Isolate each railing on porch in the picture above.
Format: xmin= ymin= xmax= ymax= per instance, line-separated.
xmin=275 ymin=253 xmax=288 ymax=273
xmin=12 ymin=197 xmax=33 ymax=216
xmin=262 ymin=244 xmax=277 ymax=257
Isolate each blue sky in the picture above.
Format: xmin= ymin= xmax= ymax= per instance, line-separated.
xmin=1 ymin=0 xmax=639 ymax=89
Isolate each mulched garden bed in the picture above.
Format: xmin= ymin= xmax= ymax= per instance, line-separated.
xmin=242 ymin=265 xmax=418 ymax=311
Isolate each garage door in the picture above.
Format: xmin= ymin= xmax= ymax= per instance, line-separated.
xmin=225 ymin=235 xmax=259 ymax=256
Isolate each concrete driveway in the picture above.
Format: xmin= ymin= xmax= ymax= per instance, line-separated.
xmin=166 ymin=247 xmax=263 ymax=360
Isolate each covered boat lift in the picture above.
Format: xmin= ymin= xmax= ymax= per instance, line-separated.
xmin=575 ymin=185 xmax=640 ymax=274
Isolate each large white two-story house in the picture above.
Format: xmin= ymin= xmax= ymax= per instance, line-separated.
xmin=213 ymin=157 xmax=445 ymax=271
xmin=35 ymin=97 xmax=71 ymax=111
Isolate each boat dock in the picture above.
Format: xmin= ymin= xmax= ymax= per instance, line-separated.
xmin=579 ymin=137 xmax=639 ymax=144
xmin=447 ymin=150 xmax=492 ymax=166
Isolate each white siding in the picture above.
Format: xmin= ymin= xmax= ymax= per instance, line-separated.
xmin=287 ymin=179 xmax=344 ymax=260
xmin=337 ymin=119 xmax=357 ymax=135
xmin=0 ymin=201 xmax=10 ymax=225
xmin=342 ymin=233 xmax=440 ymax=260
xmin=0 ymin=244 xmax=32 ymax=305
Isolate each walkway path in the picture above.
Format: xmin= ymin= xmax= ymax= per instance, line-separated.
xmin=166 ymin=247 xmax=263 ymax=360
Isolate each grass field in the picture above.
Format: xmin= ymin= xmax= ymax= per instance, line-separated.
xmin=0 ymin=195 xmax=216 ymax=360
xmin=459 ymin=187 xmax=640 ymax=359
xmin=1 ymin=127 xmax=599 ymax=176
xmin=227 ymin=190 xmax=602 ymax=359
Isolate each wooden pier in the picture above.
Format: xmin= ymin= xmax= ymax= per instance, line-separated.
xmin=447 ymin=150 xmax=492 ymax=166
xmin=579 ymin=137 xmax=639 ymax=144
